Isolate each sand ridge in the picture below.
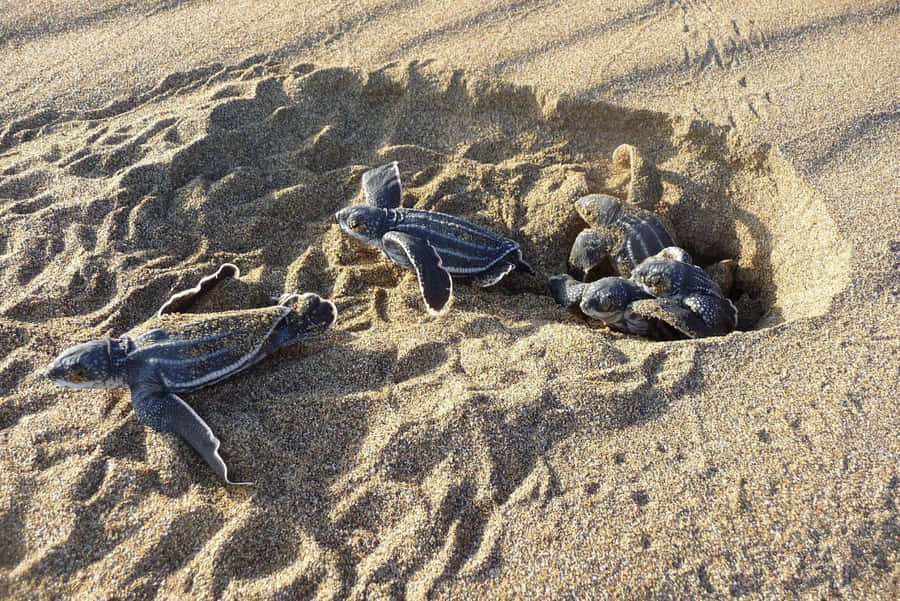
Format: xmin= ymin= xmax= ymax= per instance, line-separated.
xmin=0 ymin=4 xmax=898 ymax=600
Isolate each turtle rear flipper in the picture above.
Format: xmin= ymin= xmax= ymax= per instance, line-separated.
xmin=628 ymin=297 xmax=711 ymax=339
xmin=513 ymin=254 xmax=536 ymax=276
xmin=362 ymin=161 xmax=402 ymax=209
xmin=157 ymin=263 xmax=240 ymax=316
xmin=132 ymin=387 xmax=251 ymax=485
xmin=382 ymin=231 xmax=452 ymax=315
xmin=473 ymin=260 xmax=516 ymax=287
xmin=268 ymin=293 xmax=338 ymax=348
xmin=612 ymin=144 xmax=663 ymax=210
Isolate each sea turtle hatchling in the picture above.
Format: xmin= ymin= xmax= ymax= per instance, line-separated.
xmin=568 ymin=193 xmax=679 ymax=281
xmin=550 ymin=274 xmax=655 ymax=335
xmin=629 ymin=248 xmax=738 ymax=338
xmin=335 ymin=162 xmax=534 ymax=315
xmin=45 ymin=264 xmax=337 ymax=484
xmin=549 ymin=274 xmax=696 ymax=340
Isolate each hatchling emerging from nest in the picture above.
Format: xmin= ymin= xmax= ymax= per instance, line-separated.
xmin=567 ymin=193 xmax=680 ymax=281
xmin=551 ymin=248 xmax=738 ymax=339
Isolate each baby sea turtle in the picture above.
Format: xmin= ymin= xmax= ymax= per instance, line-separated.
xmin=550 ymin=274 xmax=654 ymax=335
xmin=335 ymin=162 xmax=534 ymax=314
xmin=45 ymin=264 xmax=337 ymax=484
xmin=703 ymin=258 xmax=737 ymax=297
xmin=568 ymin=194 xmax=678 ymax=280
xmin=549 ymin=274 xmax=689 ymax=340
xmin=629 ymin=248 xmax=738 ymax=338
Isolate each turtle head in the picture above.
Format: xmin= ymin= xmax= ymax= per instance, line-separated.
xmin=653 ymin=246 xmax=693 ymax=265
xmin=581 ymin=277 xmax=647 ymax=322
xmin=335 ymin=205 xmax=389 ymax=245
xmin=631 ymin=258 xmax=685 ymax=298
xmin=45 ymin=339 xmax=129 ymax=389
xmin=574 ymin=194 xmax=621 ymax=227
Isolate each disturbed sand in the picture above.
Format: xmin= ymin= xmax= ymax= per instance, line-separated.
xmin=0 ymin=2 xmax=898 ymax=600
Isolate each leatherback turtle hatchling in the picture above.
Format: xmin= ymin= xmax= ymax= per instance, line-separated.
xmin=629 ymin=248 xmax=738 ymax=338
xmin=550 ymin=274 xmax=655 ymax=335
xmin=568 ymin=193 xmax=678 ymax=280
xmin=549 ymin=273 xmax=690 ymax=340
xmin=45 ymin=264 xmax=337 ymax=484
xmin=335 ymin=162 xmax=534 ymax=315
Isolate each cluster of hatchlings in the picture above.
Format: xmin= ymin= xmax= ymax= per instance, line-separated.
xmin=46 ymin=146 xmax=743 ymax=483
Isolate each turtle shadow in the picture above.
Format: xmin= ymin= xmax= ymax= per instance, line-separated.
xmin=201 ymin=360 xmax=375 ymax=597
xmin=183 ymin=341 xmax=391 ymax=467
xmin=604 ymin=343 xmax=704 ymax=430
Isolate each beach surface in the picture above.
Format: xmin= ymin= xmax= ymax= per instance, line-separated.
xmin=1 ymin=2 xmax=898 ymax=599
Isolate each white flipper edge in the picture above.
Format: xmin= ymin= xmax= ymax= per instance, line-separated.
xmin=382 ymin=230 xmax=452 ymax=315
xmin=134 ymin=389 xmax=252 ymax=485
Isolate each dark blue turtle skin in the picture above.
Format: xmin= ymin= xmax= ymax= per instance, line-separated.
xmin=550 ymin=274 xmax=654 ymax=335
xmin=45 ymin=264 xmax=337 ymax=484
xmin=550 ymin=274 xmax=693 ymax=340
xmin=336 ymin=162 xmax=533 ymax=314
xmin=630 ymin=249 xmax=738 ymax=338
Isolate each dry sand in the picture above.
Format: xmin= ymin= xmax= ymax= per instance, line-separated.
xmin=0 ymin=2 xmax=898 ymax=600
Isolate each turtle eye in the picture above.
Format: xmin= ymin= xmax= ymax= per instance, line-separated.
xmin=348 ymin=217 xmax=365 ymax=232
xmin=646 ymin=273 xmax=668 ymax=291
xmin=68 ymin=367 xmax=88 ymax=383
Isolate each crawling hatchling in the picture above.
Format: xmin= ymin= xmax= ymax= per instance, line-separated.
xmin=335 ymin=162 xmax=534 ymax=314
xmin=45 ymin=264 xmax=337 ymax=484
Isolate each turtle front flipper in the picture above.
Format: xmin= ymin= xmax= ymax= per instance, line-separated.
xmin=628 ymin=297 xmax=713 ymax=339
xmin=682 ymin=293 xmax=738 ymax=337
xmin=548 ymin=274 xmax=587 ymax=308
xmin=569 ymin=228 xmax=615 ymax=281
xmin=382 ymin=231 xmax=452 ymax=315
xmin=132 ymin=386 xmax=251 ymax=485
xmin=362 ymin=161 xmax=402 ymax=208
xmin=157 ymin=263 xmax=240 ymax=317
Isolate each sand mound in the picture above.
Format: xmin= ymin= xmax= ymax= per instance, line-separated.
xmin=0 ymin=57 xmax=858 ymax=599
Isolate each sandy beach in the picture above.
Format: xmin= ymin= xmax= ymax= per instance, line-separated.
xmin=1 ymin=2 xmax=898 ymax=599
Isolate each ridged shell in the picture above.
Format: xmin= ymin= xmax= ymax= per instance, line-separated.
xmin=123 ymin=306 xmax=288 ymax=392
xmin=391 ymin=208 xmax=519 ymax=274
